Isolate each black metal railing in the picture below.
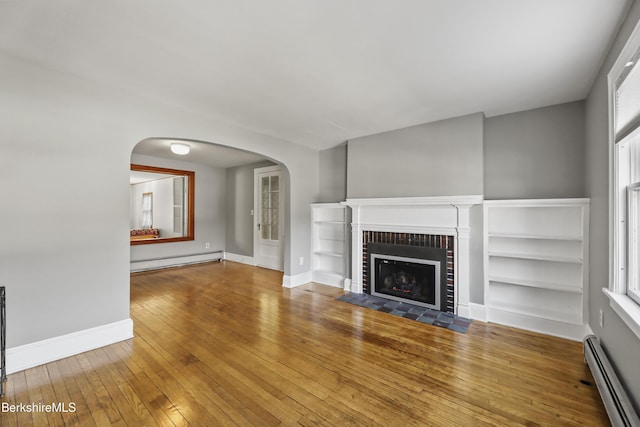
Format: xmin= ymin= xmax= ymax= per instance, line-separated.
xmin=1 ymin=286 xmax=5 ymax=397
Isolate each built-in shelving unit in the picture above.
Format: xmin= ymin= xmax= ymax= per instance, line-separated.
xmin=311 ymin=203 xmax=349 ymax=288
xmin=483 ymin=199 xmax=590 ymax=340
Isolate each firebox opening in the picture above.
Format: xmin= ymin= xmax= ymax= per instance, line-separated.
xmin=367 ymin=242 xmax=448 ymax=311
xmin=372 ymin=255 xmax=439 ymax=308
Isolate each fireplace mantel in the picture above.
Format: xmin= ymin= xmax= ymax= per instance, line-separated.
xmin=343 ymin=195 xmax=482 ymax=317
xmin=344 ymin=195 xmax=483 ymax=207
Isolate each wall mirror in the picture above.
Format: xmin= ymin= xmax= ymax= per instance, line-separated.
xmin=130 ymin=164 xmax=195 ymax=245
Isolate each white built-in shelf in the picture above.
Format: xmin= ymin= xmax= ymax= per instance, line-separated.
xmin=486 ymin=301 xmax=583 ymax=326
xmin=483 ymin=198 xmax=590 ymax=340
xmin=488 ymin=233 xmax=584 ymax=242
xmin=488 ymin=275 xmax=582 ymax=293
xmin=487 ymin=251 xmax=583 ymax=264
xmin=311 ymin=203 xmax=349 ymax=288
xmin=313 ymin=250 xmax=343 ymax=258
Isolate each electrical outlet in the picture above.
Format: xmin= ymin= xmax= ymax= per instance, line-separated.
xmin=205 ymin=242 xmax=210 ymax=249
xmin=599 ymin=309 xmax=604 ymax=328
xmin=299 ymin=256 xmax=304 ymax=266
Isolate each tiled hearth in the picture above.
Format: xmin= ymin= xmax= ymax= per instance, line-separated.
xmin=344 ymin=196 xmax=482 ymax=317
xmin=337 ymin=292 xmax=471 ymax=333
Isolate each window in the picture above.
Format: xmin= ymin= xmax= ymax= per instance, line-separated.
xmin=141 ymin=192 xmax=153 ymax=229
xmin=628 ymin=182 xmax=640 ymax=304
xmin=607 ymin=21 xmax=640 ymax=339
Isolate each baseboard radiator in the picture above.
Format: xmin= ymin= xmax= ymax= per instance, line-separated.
xmin=1 ymin=286 xmax=6 ymax=397
xmin=584 ymin=335 xmax=640 ymax=427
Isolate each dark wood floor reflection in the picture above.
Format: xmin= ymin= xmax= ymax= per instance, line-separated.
xmin=1 ymin=261 xmax=608 ymax=426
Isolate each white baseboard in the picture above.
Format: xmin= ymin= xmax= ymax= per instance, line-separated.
xmin=311 ymin=271 xmax=344 ymax=288
xmin=223 ymin=252 xmax=256 ymax=266
xmin=7 ymin=318 xmax=134 ymax=374
xmin=282 ymin=271 xmax=312 ymax=288
xmin=468 ymin=303 xmax=488 ymax=322
xmin=456 ymin=303 xmax=471 ymax=319
xmin=486 ymin=306 xmax=590 ymax=341
xmin=130 ymin=251 xmax=222 ymax=272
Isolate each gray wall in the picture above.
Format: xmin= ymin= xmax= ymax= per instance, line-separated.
xmin=0 ymin=51 xmax=319 ymax=352
xmin=130 ymin=154 xmax=227 ymax=263
xmin=318 ymin=143 xmax=347 ymax=203
xmin=585 ymin=1 xmax=640 ymax=411
xmin=345 ymin=113 xmax=485 ymax=304
xmin=347 ymin=113 xmax=484 ymax=198
xmin=484 ymin=101 xmax=586 ymax=199
xmin=225 ymin=160 xmax=276 ymax=257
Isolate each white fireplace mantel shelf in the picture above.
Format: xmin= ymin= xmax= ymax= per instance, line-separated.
xmin=343 ymin=195 xmax=483 ymax=318
xmin=343 ymin=195 xmax=483 ymax=207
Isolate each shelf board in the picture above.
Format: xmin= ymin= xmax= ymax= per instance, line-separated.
xmin=314 ymin=250 xmax=344 ymax=258
xmin=488 ymin=275 xmax=582 ymax=293
xmin=488 ymin=251 xmax=582 ymax=264
xmin=315 ymin=237 xmax=345 ymax=243
xmin=488 ymin=233 xmax=583 ymax=242
xmin=486 ymin=302 xmax=583 ymax=326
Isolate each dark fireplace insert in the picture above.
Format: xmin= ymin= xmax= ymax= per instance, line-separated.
xmin=368 ymin=242 xmax=447 ymax=311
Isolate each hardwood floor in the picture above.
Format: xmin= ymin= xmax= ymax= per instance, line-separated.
xmin=1 ymin=261 xmax=608 ymax=426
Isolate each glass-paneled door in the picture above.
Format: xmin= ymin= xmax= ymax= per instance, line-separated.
xmin=254 ymin=166 xmax=284 ymax=270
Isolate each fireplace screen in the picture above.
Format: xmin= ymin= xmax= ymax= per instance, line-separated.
xmin=367 ymin=242 xmax=448 ymax=311
xmin=371 ymin=254 xmax=441 ymax=310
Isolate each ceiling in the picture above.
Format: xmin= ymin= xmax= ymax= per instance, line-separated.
xmin=132 ymin=138 xmax=270 ymax=168
xmin=0 ymin=0 xmax=631 ymax=152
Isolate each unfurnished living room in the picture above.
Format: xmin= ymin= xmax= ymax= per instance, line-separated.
xmin=2 ymin=1 xmax=640 ymax=426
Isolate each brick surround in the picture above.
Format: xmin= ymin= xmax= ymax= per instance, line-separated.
xmin=362 ymin=231 xmax=455 ymax=313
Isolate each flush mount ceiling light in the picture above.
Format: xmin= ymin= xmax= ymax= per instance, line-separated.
xmin=170 ymin=142 xmax=190 ymax=155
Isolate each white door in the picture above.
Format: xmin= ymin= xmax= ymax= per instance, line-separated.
xmin=254 ymin=166 xmax=284 ymax=270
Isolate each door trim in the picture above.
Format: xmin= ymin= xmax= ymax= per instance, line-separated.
xmin=253 ymin=165 xmax=284 ymax=270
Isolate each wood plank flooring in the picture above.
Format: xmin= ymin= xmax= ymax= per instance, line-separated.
xmin=1 ymin=261 xmax=609 ymax=426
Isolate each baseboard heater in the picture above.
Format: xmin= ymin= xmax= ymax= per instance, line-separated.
xmin=1 ymin=286 xmax=6 ymax=397
xmin=130 ymin=250 xmax=223 ymax=272
xmin=584 ymin=335 xmax=640 ymax=427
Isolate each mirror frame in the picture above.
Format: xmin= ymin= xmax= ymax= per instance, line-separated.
xmin=130 ymin=164 xmax=195 ymax=245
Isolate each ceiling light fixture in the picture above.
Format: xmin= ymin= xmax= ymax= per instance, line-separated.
xmin=170 ymin=142 xmax=190 ymax=155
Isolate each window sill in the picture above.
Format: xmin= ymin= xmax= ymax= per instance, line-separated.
xmin=604 ymin=288 xmax=640 ymax=340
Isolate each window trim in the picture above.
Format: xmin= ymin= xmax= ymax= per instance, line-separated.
xmin=606 ymin=18 xmax=640 ymax=340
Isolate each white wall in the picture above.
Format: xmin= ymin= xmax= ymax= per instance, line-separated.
xmin=0 ymin=52 xmax=318 ymax=360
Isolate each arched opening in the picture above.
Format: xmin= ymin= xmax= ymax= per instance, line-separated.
xmin=129 ymin=137 xmax=291 ymax=275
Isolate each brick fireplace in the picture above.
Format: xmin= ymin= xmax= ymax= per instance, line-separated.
xmin=363 ymin=231 xmax=455 ymax=312
xmin=343 ymin=196 xmax=482 ymax=317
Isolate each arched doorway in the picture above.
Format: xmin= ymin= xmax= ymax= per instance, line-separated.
xmin=129 ymin=137 xmax=289 ymax=273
